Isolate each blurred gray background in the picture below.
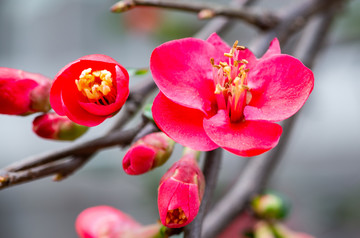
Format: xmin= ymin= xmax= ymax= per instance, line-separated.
xmin=0 ymin=0 xmax=359 ymax=237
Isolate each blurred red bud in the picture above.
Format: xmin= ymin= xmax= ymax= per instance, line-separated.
xmin=0 ymin=67 xmax=51 ymax=115
xmin=32 ymin=112 xmax=88 ymax=140
xmin=75 ymin=206 xmax=141 ymax=238
xmin=158 ymin=148 xmax=205 ymax=228
xmin=123 ymin=132 xmax=174 ymax=175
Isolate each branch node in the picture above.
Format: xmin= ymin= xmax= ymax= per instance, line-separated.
xmin=198 ymin=9 xmax=216 ymax=20
xmin=110 ymin=0 xmax=135 ymax=13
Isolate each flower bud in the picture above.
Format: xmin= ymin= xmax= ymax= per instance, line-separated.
xmin=32 ymin=112 xmax=88 ymax=141
xmin=0 ymin=67 xmax=51 ymax=115
xmin=123 ymin=132 xmax=175 ymax=175
xmin=251 ymin=191 xmax=290 ymax=220
xmin=158 ymin=148 xmax=205 ymax=228
xmin=75 ymin=206 xmax=141 ymax=238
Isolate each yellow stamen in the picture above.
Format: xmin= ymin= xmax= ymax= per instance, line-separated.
xmin=166 ymin=207 xmax=188 ymax=225
xmin=75 ymin=68 xmax=115 ymax=105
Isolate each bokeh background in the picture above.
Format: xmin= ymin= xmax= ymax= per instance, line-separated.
xmin=0 ymin=0 xmax=359 ymax=237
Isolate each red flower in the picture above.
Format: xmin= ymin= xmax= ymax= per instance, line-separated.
xmin=32 ymin=112 xmax=88 ymax=141
xmin=50 ymin=54 xmax=129 ymax=127
xmin=150 ymin=33 xmax=314 ymax=156
xmin=0 ymin=67 xmax=51 ymax=115
xmin=158 ymin=149 xmax=205 ymax=228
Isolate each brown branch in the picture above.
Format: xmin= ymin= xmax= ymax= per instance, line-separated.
xmin=184 ymin=148 xmax=223 ymax=238
xmin=201 ymin=4 xmax=341 ymax=237
xmin=111 ymin=0 xmax=279 ymax=30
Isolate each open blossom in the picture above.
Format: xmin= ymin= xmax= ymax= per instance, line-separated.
xmin=150 ymin=33 xmax=314 ymax=157
xmin=50 ymin=54 xmax=129 ymax=127
xmin=123 ymin=132 xmax=175 ymax=175
xmin=0 ymin=67 xmax=51 ymax=115
xmin=32 ymin=112 xmax=88 ymax=141
xmin=158 ymin=148 xmax=205 ymax=228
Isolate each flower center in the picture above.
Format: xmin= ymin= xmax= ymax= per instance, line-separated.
xmin=165 ymin=207 xmax=188 ymax=226
xmin=75 ymin=68 xmax=116 ymax=105
xmin=211 ymin=41 xmax=252 ymax=123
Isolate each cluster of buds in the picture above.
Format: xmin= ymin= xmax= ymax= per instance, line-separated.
xmin=158 ymin=148 xmax=205 ymax=228
xmin=122 ymin=132 xmax=175 ymax=175
xmin=32 ymin=113 xmax=88 ymax=141
xmin=0 ymin=67 xmax=51 ymax=116
xmin=75 ymin=206 xmax=162 ymax=238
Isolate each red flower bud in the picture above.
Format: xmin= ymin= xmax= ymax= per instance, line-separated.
xmin=50 ymin=54 xmax=129 ymax=127
xmin=32 ymin=112 xmax=88 ymax=141
xmin=75 ymin=206 xmax=141 ymax=238
xmin=123 ymin=132 xmax=175 ymax=175
xmin=158 ymin=148 xmax=205 ymax=228
xmin=0 ymin=67 xmax=51 ymax=115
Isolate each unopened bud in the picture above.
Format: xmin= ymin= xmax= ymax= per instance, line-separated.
xmin=75 ymin=206 xmax=141 ymax=238
xmin=0 ymin=67 xmax=51 ymax=116
xmin=123 ymin=132 xmax=175 ymax=175
xmin=158 ymin=148 xmax=204 ymax=228
xmin=32 ymin=113 xmax=88 ymax=141
xmin=251 ymin=191 xmax=290 ymax=220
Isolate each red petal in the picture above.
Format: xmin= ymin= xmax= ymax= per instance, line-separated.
xmin=206 ymin=33 xmax=231 ymax=61
xmin=78 ymin=54 xmax=120 ymax=65
xmin=245 ymin=54 xmax=314 ymax=122
xmin=150 ymin=37 xmax=218 ymax=115
xmin=61 ymin=82 xmax=107 ymax=127
xmin=203 ymin=110 xmax=282 ymax=157
xmin=261 ymin=38 xmax=281 ymax=59
xmin=152 ymin=93 xmax=218 ymax=151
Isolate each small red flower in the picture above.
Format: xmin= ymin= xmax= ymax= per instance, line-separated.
xmin=150 ymin=33 xmax=314 ymax=157
xmin=32 ymin=112 xmax=88 ymax=141
xmin=123 ymin=132 xmax=175 ymax=175
xmin=158 ymin=149 xmax=205 ymax=228
xmin=0 ymin=67 xmax=51 ymax=115
xmin=50 ymin=54 xmax=129 ymax=127
xmin=75 ymin=206 xmax=141 ymax=238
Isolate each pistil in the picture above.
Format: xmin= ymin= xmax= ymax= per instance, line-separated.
xmin=211 ymin=41 xmax=251 ymax=123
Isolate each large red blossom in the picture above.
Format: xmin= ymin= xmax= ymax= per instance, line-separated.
xmin=50 ymin=54 xmax=129 ymax=127
xmin=150 ymin=33 xmax=314 ymax=157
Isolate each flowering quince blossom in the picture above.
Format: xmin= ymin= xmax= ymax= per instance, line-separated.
xmin=0 ymin=67 xmax=51 ymax=115
xmin=50 ymin=54 xmax=129 ymax=127
xmin=32 ymin=112 xmax=88 ymax=141
xmin=150 ymin=33 xmax=314 ymax=156
xmin=158 ymin=148 xmax=205 ymax=228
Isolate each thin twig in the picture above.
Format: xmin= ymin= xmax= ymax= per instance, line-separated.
xmin=111 ymin=0 xmax=279 ymax=30
xmin=201 ymin=4 xmax=341 ymax=237
xmin=184 ymin=148 xmax=223 ymax=238
xmin=251 ymin=0 xmax=344 ymax=55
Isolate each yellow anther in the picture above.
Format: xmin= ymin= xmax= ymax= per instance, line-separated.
xmin=219 ymin=62 xmax=228 ymax=68
xmin=215 ymin=84 xmax=225 ymax=94
xmin=75 ymin=68 xmax=114 ymax=103
xmin=232 ymin=40 xmax=239 ymax=49
xmin=236 ymin=45 xmax=246 ymax=50
xmin=241 ymin=59 xmax=249 ymax=64
xmin=224 ymin=53 xmax=233 ymax=57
